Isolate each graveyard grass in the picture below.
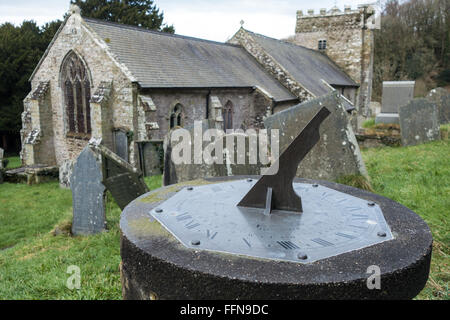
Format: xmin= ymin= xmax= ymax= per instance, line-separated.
xmin=0 ymin=142 xmax=448 ymax=300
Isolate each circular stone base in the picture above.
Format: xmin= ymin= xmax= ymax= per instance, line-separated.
xmin=120 ymin=176 xmax=432 ymax=300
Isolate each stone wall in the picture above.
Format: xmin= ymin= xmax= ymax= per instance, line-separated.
xmin=292 ymin=6 xmax=374 ymax=118
xmin=142 ymin=88 xmax=272 ymax=141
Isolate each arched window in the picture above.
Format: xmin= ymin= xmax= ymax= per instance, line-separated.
xmin=223 ymin=101 xmax=233 ymax=130
xmin=61 ymin=51 xmax=91 ymax=136
xmin=170 ymin=104 xmax=184 ymax=129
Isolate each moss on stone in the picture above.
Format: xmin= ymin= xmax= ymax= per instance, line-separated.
xmin=139 ymin=179 xmax=216 ymax=204
xmin=128 ymin=217 xmax=172 ymax=239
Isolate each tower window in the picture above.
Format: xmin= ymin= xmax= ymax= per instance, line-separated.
xmin=318 ymin=40 xmax=327 ymax=50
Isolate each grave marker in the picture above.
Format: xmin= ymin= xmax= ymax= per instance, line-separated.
xmin=399 ymin=98 xmax=440 ymax=146
xmin=426 ymin=87 xmax=450 ymax=125
xmin=90 ymin=141 xmax=149 ymax=210
xmin=71 ymin=146 xmax=106 ymax=235
xmin=376 ymin=81 xmax=415 ymax=124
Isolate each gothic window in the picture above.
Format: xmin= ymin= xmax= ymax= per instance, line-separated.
xmin=61 ymin=51 xmax=91 ymax=137
xmin=170 ymin=104 xmax=184 ymax=129
xmin=223 ymin=101 xmax=233 ymax=130
xmin=318 ymin=39 xmax=327 ymax=50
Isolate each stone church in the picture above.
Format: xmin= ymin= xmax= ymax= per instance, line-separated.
xmin=20 ymin=4 xmax=375 ymax=176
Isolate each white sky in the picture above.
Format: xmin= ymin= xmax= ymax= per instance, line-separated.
xmin=0 ymin=0 xmax=378 ymax=42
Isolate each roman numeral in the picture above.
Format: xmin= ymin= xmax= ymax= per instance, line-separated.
xmin=176 ymin=212 xmax=192 ymax=221
xmin=207 ymin=230 xmax=218 ymax=239
xmin=185 ymin=220 xmax=200 ymax=229
xmin=277 ymin=241 xmax=300 ymax=250
xmin=336 ymin=232 xmax=356 ymax=239
xmin=311 ymin=238 xmax=333 ymax=247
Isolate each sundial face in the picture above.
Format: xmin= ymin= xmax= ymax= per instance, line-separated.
xmin=149 ymin=107 xmax=393 ymax=263
xmin=149 ymin=179 xmax=393 ymax=264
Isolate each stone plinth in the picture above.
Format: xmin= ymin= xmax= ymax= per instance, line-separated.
xmin=120 ymin=176 xmax=432 ymax=300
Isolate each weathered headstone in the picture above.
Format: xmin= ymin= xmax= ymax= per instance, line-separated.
xmin=59 ymin=160 xmax=74 ymax=189
xmin=138 ymin=141 xmax=163 ymax=176
xmin=376 ymin=81 xmax=415 ymax=124
xmin=265 ymin=92 xmax=367 ymax=181
xmin=369 ymin=101 xmax=381 ymax=117
xmin=114 ymin=130 xmax=128 ymax=161
xmin=90 ymin=141 xmax=149 ymax=210
xmin=71 ymin=146 xmax=106 ymax=236
xmin=0 ymin=148 xmax=5 ymax=184
xmin=426 ymin=87 xmax=450 ymax=124
xmin=399 ymin=98 xmax=440 ymax=146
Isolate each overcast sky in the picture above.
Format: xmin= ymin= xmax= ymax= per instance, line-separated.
xmin=0 ymin=0 xmax=379 ymax=41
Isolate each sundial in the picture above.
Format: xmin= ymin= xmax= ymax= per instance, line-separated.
xmin=120 ymin=105 xmax=432 ymax=300
xmin=148 ymin=108 xmax=393 ymax=263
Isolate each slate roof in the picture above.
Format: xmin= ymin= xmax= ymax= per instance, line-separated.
xmin=246 ymin=30 xmax=358 ymax=96
xmin=84 ymin=18 xmax=296 ymax=101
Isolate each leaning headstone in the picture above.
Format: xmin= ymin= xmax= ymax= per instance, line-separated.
xmin=426 ymin=87 xmax=450 ymax=124
xmin=399 ymin=98 xmax=440 ymax=146
xmin=71 ymin=146 xmax=106 ymax=236
xmin=376 ymin=81 xmax=415 ymax=124
xmin=90 ymin=141 xmax=149 ymax=210
xmin=265 ymin=92 xmax=367 ymax=181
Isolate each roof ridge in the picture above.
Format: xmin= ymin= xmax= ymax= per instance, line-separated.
xmin=243 ymin=28 xmax=314 ymax=51
xmin=244 ymin=28 xmax=357 ymax=86
xmin=83 ymin=17 xmax=241 ymax=48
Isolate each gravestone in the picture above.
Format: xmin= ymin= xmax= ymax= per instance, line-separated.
xmin=399 ymin=98 xmax=440 ymax=146
xmin=265 ymin=92 xmax=367 ymax=181
xmin=426 ymin=87 xmax=450 ymax=124
xmin=163 ymin=120 xmax=262 ymax=186
xmin=59 ymin=160 xmax=74 ymax=189
xmin=138 ymin=141 xmax=163 ymax=176
xmin=369 ymin=101 xmax=381 ymax=117
xmin=71 ymin=146 xmax=106 ymax=236
xmin=0 ymin=148 xmax=5 ymax=184
xmin=376 ymin=81 xmax=415 ymax=124
xmin=90 ymin=141 xmax=149 ymax=210
xmin=114 ymin=130 xmax=128 ymax=161
xmin=0 ymin=148 xmax=3 ymax=169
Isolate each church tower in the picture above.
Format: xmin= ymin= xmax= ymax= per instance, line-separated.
xmin=292 ymin=5 xmax=377 ymax=119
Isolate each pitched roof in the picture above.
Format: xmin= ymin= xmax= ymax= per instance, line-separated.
xmin=245 ymin=30 xmax=358 ymax=96
xmin=83 ymin=18 xmax=296 ymax=101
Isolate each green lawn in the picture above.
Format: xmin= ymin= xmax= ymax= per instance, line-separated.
xmin=4 ymin=156 xmax=22 ymax=170
xmin=0 ymin=143 xmax=448 ymax=300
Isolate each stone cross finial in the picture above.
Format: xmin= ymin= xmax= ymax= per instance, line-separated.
xmin=69 ymin=4 xmax=81 ymax=15
xmin=240 ymin=20 xmax=245 ymax=27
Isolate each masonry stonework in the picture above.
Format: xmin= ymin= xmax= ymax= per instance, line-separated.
xmin=292 ymin=5 xmax=375 ymax=118
xmin=22 ymin=12 xmax=139 ymax=168
xmin=229 ymin=29 xmax=314 ymax=102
